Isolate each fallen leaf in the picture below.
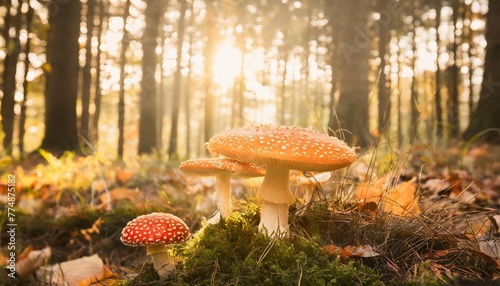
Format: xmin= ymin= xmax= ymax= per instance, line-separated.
xmin=355 ymin=176 xmax=421 ymax=216
xmin=77 ymin=265 xmax=120 ymax=286
xmin=479 ymin=240 xmax=500 ymax=259
xmin=81 ymin=217 xmax=104 ymax=242
xmin=322 ymin=244 xmax=380 ymax=258
xmin=15 ymin=246 xmax=51 ymax=277
xmin=36 ymin=254 xmax=104 ymax=286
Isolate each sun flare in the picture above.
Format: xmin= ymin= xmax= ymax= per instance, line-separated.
xmin=212 ymin=41 xmax=242 ymax=90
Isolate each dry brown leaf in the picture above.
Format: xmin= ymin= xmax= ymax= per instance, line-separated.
xmin=81 ymin=217 xmax=104 ymax=242
xmin=77 ymin=265 xmax=120 ymax=286
xmin=15 ymin=246 xmax=51 ymax=277
xmin=36 ymin=254 xmax=104 ymax=286
xmin=322 ymin=244 xmax=379 ymax=258
xmin=479 ymin=240 xmax=500 ymax=259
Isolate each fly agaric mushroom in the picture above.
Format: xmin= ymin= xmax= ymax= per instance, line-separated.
xmin=179 ymin=157 xmax=265 ymax=224
xmin=120 ymin=212 xmax=189 ymax=279
xmin=208 ymin=125 xmax=356 ymax=236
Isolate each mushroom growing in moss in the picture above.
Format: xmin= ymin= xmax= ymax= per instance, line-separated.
xmin=120 ymin=212 xmax=190 ymax=279
xmin=208 ymin=125 xmax=356 ymax=236
xmin=179 ymin=157 xmax=265 ymax=224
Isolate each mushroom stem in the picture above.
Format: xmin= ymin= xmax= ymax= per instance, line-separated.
xmin=214 ymin=173 xmax=232 ymax=218
xmin=259 ymin=201 xmax=289 ymax=236
xmin=258 ymin=167 xmax=295 ymax=236
xmin=146 ymin=245 xmax=175 ymax=279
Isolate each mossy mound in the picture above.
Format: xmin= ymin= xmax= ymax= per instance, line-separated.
xmin=173 ymin=203 xmax=382 ymax=285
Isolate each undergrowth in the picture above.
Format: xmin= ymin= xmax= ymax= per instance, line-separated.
xmin=171 ymin=203 xmax=382 ymax=286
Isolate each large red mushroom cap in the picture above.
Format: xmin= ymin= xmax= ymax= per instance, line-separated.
xmin=207 ymin=125 xmax=356 ymax=172
xmin=120 ymin=212 xmax=190 ymax=246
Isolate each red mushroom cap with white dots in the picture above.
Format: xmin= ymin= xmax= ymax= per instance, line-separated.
xmin=208 ymin=125 xmax=356 ymax=172
xmin=120 ymin=212 xmax=190 ymax=246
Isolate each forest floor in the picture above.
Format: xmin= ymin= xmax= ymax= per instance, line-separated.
xmin=1 ymin=143 xmax=500 ymax=285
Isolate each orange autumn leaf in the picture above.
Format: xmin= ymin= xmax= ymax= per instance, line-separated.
xmin=78 ymin=265 xmax=120 ymax=286
xmin=355 ymin=176 xmax=421 ymax=216
xmin=323 ymin=244 xmax=380 ymax=258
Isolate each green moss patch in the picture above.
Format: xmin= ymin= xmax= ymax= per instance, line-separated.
xmin=173 ymin=203 xmax=382 ymax=286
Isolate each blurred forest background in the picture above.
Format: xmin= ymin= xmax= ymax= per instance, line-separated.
xmin=0 ymin=0 xmax=499 ymax=160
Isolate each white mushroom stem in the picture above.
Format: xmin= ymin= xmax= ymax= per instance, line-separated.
xmin=258 ymin=167 xmax=295 ymax=236
xmin=214 ymin=173 xmax=232 ymax=218
xmin=146 ymin=245 xmax=175 ymax=279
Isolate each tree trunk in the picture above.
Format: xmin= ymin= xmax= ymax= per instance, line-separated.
xmin=18 ymin=3 xmax=34 ymax=157
xmin=434 ymin=1 xmax=443 ymax=138
xmin=92 ymin=0 xmax=107 ymax=144
xmin=138 ymin=0 xmax=165 ymax=154
xmin=326 ymin=0 xmax=339 ymax=137
xmin=1 ymin=0 xmax=22 ymax=155
xmin=448 ymin=1 xmax=460 ymax=139
xmin=40 ymin=0 xmax=81 ymax=153
xmin=184 ymin=32 xmax=193 ymax=158
xmin=278 ymin=46 xmax=288 ymax=125
xmin=410 ymin=23 xmax=419 ymax=141
xmin=168 ymin=0 xmax=187 ymax=161
xmin=203 ymin=0 xmax=215 ymax=150
xmin=118 ymin=0 xmax=131 ymax=159
xmin=463 ymin=0 xmax=500 ymax=143
xmin=80 ymin=0 xmax=96 ymax=142
xmin=332 ymin=0 xmax=372 ymax=147
xmin=377 ymin=18 xmax=391 ymax=137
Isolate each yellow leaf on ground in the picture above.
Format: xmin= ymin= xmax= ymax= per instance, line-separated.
xmin=355 ymin=176 xmax=421 ymax=216
xmin=78 ymin=265 xmax=120 ymax=286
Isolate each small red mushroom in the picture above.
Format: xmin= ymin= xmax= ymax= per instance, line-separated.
xmin=120 ymin=212 xmax=190 ymax=279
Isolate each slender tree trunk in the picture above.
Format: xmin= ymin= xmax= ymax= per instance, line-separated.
xmin=18 ymin=3 xmax=34 ymax=157
xmin=434 ymin=1 xmax=444 ymax=138
xmin=326 ymin=0 xmax=339 ymax=136
xmin=333 ymin=0 xmax=372 ymax=147
xmin=138 ymin=0 xmax=166 ymax=154
xmin=92 ymin=0 xmax=107 ymax=144
xmin=184 ymin=32 xmax=193 ymax=158
xmin=278 ymin=47 xmax=288 ymax=125
xmin=410 ymin=23 xmax=419 ymax=140
xmin=463 ymin=0 xmax=500 ymax=143
xmin=158 ymin=25 xmax=166 ymax=150
xmin=168 ymin=0 xmax=187 ymax=161
xmin=40 ymin=0 xmax=81 ymax=153
xmin=466 ymin=2 xmax=475 ymax=119
xmin=377 ymin=18 xmax=391 ymax=137
xmin=117 ymin=0 xmax=131 ymax=159
xmin=448 ymin=2 xmax=460 ymax=138
xmin=80 ymin=0 xmax=96 ymax=142
xmin=203 ymin=0 xmax=215 ymax=150
xmin=1 ymin=0 xmax=22 ymax=155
